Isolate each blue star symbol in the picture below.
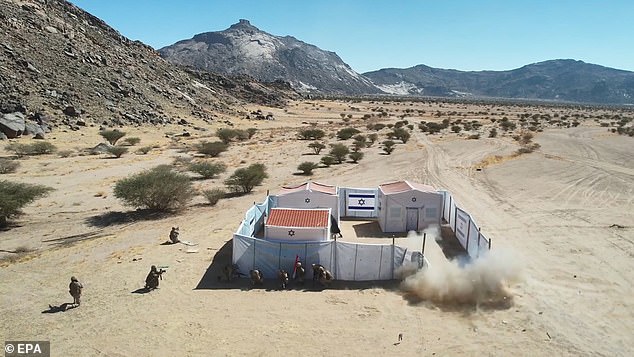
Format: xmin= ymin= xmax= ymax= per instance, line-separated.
xmin=288 ymin=230 xmax=295 ymax=236
xmin=358 ymin=199 xmax=366 ymax=206
xmin=305 ymin=198 xmax=311 ymax=203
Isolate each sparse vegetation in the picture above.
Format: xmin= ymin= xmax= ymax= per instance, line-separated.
xmin=224 ymin=163 xmax=268 ymax=194
xmin=216 ymin=128 xmax=249 ymax=144
xmin=0 ymin=159 xmax=19 ymax=174
xmin=0 ymin=180 xmax=53 ymax=227
xmin=5 ymin=142 xmax=57 ymax=156
xmin=328 ymin=143 xmax=350 ymax=163
xmin=308 ymin=141 xmax=326 ymax=154
xmin=107 ymin=146 xmax=128 ymax=158
xmin=113 ymin=165 xmax=195 ymax=211
xmin=336 ymin=127 xmax=361 ymax=140
xmin=298 ymin=128 xmax=325 ymax=140
xmin=99 ymin=130 xmax=126 ymax=145
xmin=382 ymin=140 xmax=396 ymax=154
xmin=349 ymin=151 xmax=364 ymax=163
xmin=202 ymin=188 xmax=226 ymax=206
xmin=489 ymin=128 xmax=498 ymax=138
xmin=297 ymin=161 xmax=319 ymax=175
xmin=122 ymin=137 xmax=141 ymax=146
xmin=320 ymin=155 xmax=336 ymax=167
xmin=57 ymin=149 xmax=74 ymax=158
xmin=136 ymin=146 xmax=152 ymax=155
xmin=188 ymin=161 xmax=227 ymax=179
xmin=196 ymin=141 xmax=228 ymax=157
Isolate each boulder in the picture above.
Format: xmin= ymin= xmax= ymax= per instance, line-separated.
xmin=0 ymin=112 xmax=26 ymax=138
xmin=0 ymin=132 xmax=7 ymax=140
xmin=90 ymin=143 xmax=112 ymax=155
xmin=63 ymin=106 xmax=80 ymax=117
xmin=24 ymin=121 xmax=45 ymax=137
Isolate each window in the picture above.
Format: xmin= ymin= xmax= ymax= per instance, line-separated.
xmin=426 ymin=207 xmax=437 ymax=218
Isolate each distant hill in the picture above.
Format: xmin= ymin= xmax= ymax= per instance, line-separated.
xmin=159 ymin=20 xmax=381 ymax=95
xmin=364 ymin=60 xmax=634 ymax=105
xmin=0 ymin=1 xmax=294 ymax=130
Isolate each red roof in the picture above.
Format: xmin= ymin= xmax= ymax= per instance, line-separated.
xmin=266 ymin=208 xmax=330 ymax=228
xmin=379 ymin=180 xmax=436 ymax=194
xmin=278 ymin=181 xmax=337 ymax=195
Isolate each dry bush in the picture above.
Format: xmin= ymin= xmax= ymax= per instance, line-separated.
xmin=202 ymin=188 xmax=226 ymax=206
xmin=0 ymin=158 xmax=19 ymax=174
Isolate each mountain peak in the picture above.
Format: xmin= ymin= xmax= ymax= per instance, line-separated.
xmin=229 ymin=19 xmax=258 ymax=31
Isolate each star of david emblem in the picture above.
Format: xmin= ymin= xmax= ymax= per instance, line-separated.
xmin=288 ymin=230 xmax=295 ymax=236
xmin=411 ymin=197 xmax=417 ymax=202
xmin=357 ymin=198 xmax=366 ymax=206
xmin=305 ymin=198 xmax=311 ymax=203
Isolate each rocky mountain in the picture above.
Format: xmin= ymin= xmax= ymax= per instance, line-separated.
xmin=364 ymin=60 xmax=634 ymax=105
xmin=0 ymin=0 xmax=296 ymax=139
xmin=159 ymin=19 xmax=381 ymax=95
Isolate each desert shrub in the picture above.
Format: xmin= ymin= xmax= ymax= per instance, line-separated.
xmin=308 ymin=141 xmax=326 ymax=155
xmin=297 ymin=161 xmax=319 ymax=175
xmin=336 ymin=127 xmax=361 ymax=140
xmin=136 ymin=146 xmax=152 ymax=155
xmin=298 ymin=128 xmax=325 ymax=140
xmin=349 ymin=151 xmax=364 ymax=163
xmin=0 ymin=159 xmax=19 ymax=174
xmin=0 ymin=180 xmax=53 ymax=227
xmin=516 ymin=143 xmax=541 ymax=154
xmin=499 ymin=121 xmax=516 ymax=131
xmin=451 ymin=125 xmax=462 ymax=133
xmin=468 ymin=134 xmax=481 ymax=140
xmin=247 ymin=128 xmax=257 ymax=139
xmin=188 ymin=161 xmax=227 ymax=179
xmin=390 ymin=128 xmax=411 ymax=143
xmin=372 ymin=123 xmax=386 ymax=131
xmin=172 ymin=156 xmax=193 ymax=168
xmin=382 ymin=140 xmax=396 ymax=155
xmin=196 ymin=141 xmax=228 ymax=157
xmin=216 ymin=128 xmax=237 ymax=144
xmin=113 ymin=165 xmax=195 ymax=211
xmin=367 ymin=133 xmax=378 ymax=145
xmin=58 ymin=149 xmax=74 ymax=158
xmin=99 ymin=130 xmax=126 ymax=145
xmin=5 ymin=142 xmax=57 ymax=156
xmin=122 ymin=137 xmax=141 ymax=146
xmin=328 ymin=143 xmax=349 ymax=163
xmin=320 ymin=155 xmax=336 ymax=167
xmin=352 ymin=140 xmax=365 ymax=152
xmin=202 ymin=188 xmax=226 ymax=206
xmin=489 ymin=128 xmax=498 ymax=138
xmin=224 ymin=163 xmax=268 ymax=194
xmin=107 ymin=146 xmax=128 ymax=158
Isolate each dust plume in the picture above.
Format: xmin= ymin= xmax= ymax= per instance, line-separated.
xmin=400 ymin=228 xmax=524 ymax=307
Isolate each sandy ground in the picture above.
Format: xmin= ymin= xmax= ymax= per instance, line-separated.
xmin=0 ymin=100 xmax=632 ymax=356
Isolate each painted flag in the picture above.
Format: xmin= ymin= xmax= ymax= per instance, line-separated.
xmin=347 ymin=193 xmax=375 ymax=211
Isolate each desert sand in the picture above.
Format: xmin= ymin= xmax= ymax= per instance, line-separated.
xmin=0 ymin=99 xmax=632 ymax=356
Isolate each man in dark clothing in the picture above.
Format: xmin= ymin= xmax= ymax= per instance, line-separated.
xmin=169 ymin=227 xmax=180 ymax=244
xmin=69 ymin=276 xmax=83 ymax=306
xmin=145 ymin=265 xmax=164 ymax=290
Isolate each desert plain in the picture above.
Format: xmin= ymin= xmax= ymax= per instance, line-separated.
xmin=0 ymin=99 xmax=632 ymax=356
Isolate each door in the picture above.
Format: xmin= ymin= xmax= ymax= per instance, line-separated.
xmin=406 ymin=208 xmax=419 ymax=232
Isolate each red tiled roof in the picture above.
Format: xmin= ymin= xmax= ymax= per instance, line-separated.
xmin=266 ymin=208 xmax=330 ymax=228
xmin=278 ymin=181 xmax=337 ymax=195
xmin=379 ymin=180 xmax=435 ymax=194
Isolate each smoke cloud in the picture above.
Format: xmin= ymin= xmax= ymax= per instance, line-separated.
xmin=400 ymin=228 xmax=524 ymax=308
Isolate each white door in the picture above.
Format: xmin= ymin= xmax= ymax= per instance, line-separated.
xmin=406 ymin=208 xmax=418 ymax=231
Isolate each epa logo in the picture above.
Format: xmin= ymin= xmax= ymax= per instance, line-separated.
xmin=4 ymin=341 xmax=50 ymax=357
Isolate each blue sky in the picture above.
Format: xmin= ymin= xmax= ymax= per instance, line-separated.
xmin=68 ymin=0 xmax=633 ymax=73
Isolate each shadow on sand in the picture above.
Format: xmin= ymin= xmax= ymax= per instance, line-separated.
xmin=85 ymin=209 xmax=170 ymax=228
xmin=42 ymin=303 xmax=78 ymax=313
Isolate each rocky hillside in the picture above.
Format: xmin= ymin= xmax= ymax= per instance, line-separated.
xmin=159 ymin=20 xmax=381 ymax=95
xmin=0 ymin=0 xmax=296 ymax=139
xmin=364 ymin=60 xmax=634 ymax=105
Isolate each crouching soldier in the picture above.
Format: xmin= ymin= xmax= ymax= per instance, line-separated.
xmin=169 ymin=227 xmax=180 ymax=244
xmin=318 ymin=268 xmax=334 ymax=287
xmin=311 ymin=263 xmax=325 ymax=285
xmin=69 ymin=276 xmax=83 ymax=307
xmin=223 ymin=264 xmax=243 ymax=282
xmin=249 ymin=269 xmax=264 ymax=286
xmin=278 ymin=269 xmax=289 ymax=289
xmin=145 ymin=265 xmax=165 ymax=290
